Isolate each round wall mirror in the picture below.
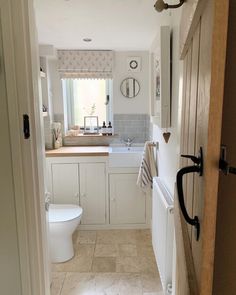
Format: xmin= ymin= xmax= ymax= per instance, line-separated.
xmin=120 ymin=78 xmax=140 ymax=98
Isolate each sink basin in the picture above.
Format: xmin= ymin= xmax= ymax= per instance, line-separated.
xmin=109 ymin=146 xmax=144 ymax=153
xmin=109 ymin=146 xmax=143 ymax=168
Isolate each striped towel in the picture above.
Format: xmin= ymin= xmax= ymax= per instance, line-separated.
xmin=137 ymin=141 xmax=158 ymax=191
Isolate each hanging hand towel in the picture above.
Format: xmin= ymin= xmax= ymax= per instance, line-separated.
xmin=137 ymin=141 xmax=158 ymax=191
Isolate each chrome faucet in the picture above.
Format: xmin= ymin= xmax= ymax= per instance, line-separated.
xmin=122 ymin=137 xmax=135 ymax=147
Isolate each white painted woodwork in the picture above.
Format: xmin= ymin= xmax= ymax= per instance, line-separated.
xmin=151 ymin=26 xmax=171 ymax=128
xmin=0 ymin=0 xmax=51 ymax=293
xmin=52 ymin=164 xmax=79 ymax=205
xmin=79 ymin=163 xmax=106 ymax=225
xmin=109 ymin=173 xmax=146 ymax=224
xmin=0 ymin=13 xmax=22 ymax=294
xmin=47 ymin=157 xmax=150 ymax=229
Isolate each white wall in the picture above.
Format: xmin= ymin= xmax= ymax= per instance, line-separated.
xmin=47 ymin=59 xmax=64 ymax=115
xmin=113 ymin=51 xmax=150 ymax=114
xmin=151 ymin=10 xmax=182 ymax=197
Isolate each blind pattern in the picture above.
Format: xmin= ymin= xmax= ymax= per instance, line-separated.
xmin=57 ymin=50 xmax=113 ymax=79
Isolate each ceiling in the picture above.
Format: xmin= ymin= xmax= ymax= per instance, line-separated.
xmin=34 ymin=0 xmax=171 ymax=51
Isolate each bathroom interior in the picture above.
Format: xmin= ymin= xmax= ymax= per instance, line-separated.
xmin=35 ymin=1 xmax=182 ymax=294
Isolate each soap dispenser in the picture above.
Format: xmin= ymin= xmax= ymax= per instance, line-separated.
xmin=108 ymin=121 xmax=113 ymax=136
xmin=101 ymin=121 xmax=107 ymax=135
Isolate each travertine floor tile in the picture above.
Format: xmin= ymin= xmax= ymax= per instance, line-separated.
xmin=141 ymin=273 xmax=162 ymax=293
xmin=52 ymin=255 xmax=93 ymax=272
xmin=50 ymin=272 xmax=66 ymax=295
xmin=60 ymin=272 xmax=144 ymax=295
xmin=115 ymin=230 xmax=139 ymax=244
xmin=95 ymin=273 xmax=142 ymax=295
xmin=60 ymin=273 xmax=96 ymax=295
xmin=77 ymin=230 xmax=97 ymax=244
xmin=96 ymin=230 xmax=119 ymax=244
xmin=92 ymin=257 xmax=116 ymax=273
xmin=75 ymin=243 xmax=95 ymax=257
xmin=136 ymin=229 xmax=152 ymax=245
xmin=94 ymin=244 xmax=118 ymax=257
xmin=96 ymin=229 xmax=139 ymax=245
xmin=137 ymin=244 xmax=156 ymax=257
xmin=116 ymin=256 xmax=158 ymax=273
xmin=52 ymin=229 xmax=162 ymax=295
xmin=118 ymin=244 xmax=137 ymax=257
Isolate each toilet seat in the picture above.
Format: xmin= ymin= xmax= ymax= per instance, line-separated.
xmin=49 ymin=204 xmax=83 ymax=223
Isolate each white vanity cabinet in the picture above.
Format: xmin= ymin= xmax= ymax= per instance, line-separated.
xmin=109 ymin=173 xmax=146 ymax=224
xmin=46 ymin=157 xmax=108 ymax=226
xmin=46 ymin=152 xmax=151 ymax=229
xmin=79 ymin=163 xmax=106 ymax=225
xmin=51 ymin=163 xmax=79 ymax=204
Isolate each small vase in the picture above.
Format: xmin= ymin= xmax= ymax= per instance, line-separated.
xmin=54 ymin=140 xmax=60 ymax=149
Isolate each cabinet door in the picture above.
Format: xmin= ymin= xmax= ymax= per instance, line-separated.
xmin=79 ymin=163 xmax=106 ymax=225
xmin=109 ymin=173 xmax=146 ymax=224
xmin=52 ymin=163 xmax=79 ymax=204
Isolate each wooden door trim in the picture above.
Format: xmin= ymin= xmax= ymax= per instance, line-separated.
xmin=174 ymin=193 xmax=199 ymax=295
xmin=180 ymin=0 xmax=206 ymax=59
xmin=200 ymin=1 xmax=229 ymax=294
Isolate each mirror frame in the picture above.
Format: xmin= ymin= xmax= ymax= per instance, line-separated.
xmin=120 ymin=77 xmax=140 ymax=98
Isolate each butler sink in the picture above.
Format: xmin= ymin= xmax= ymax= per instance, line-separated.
xmin=108 ymin=146 xmax=143 ymax=167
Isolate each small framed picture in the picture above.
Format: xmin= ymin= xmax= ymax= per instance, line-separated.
xmin=83 ymin=116 xmax=99 ymax=134
xmin=127 ymin=57 xmax=141 ymax=72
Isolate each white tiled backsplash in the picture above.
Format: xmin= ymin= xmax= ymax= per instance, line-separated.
xmin=113 ymin=114 xmax=150 ymax=143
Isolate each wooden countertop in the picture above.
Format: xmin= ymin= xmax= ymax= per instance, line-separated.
xmin=45 ymin=146 xmax=110 ymax=157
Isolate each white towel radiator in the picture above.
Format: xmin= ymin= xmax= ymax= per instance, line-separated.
xmin=152 ymin=177 xmax=174 ymax=294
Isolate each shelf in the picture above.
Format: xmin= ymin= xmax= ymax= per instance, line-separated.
xmin=40 ymin=71 xmax=46 ymax=78
xmin=66 ymin=133 xmax=119 ymax=138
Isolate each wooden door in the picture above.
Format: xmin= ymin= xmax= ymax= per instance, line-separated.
xmin=52 ymin=163 xmax=80 ymax=204
xmin=79 ymin=163 xmax=106 ymax=225
xmin=109 ymin=173 xmax=146 ymax=224
xmin=175 ymin=0 xmax=229 ymax=294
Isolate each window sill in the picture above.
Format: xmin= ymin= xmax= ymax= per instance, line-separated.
xmin=65 ymin=133 xmax=118 ymax=138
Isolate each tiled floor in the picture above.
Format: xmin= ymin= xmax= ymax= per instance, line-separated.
xmin=51 ymin=229 xmax=164 ymax=295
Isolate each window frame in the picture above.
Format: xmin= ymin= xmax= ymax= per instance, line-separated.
xmin=62 ymin=78 xmax=113 ymax=132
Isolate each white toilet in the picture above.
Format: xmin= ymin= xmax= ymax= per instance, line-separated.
xmin=49 ymin=204 xmax=83 ymax=263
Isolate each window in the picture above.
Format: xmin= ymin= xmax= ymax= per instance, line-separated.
xmin=62 ymin=79 xmax=112 ymax=130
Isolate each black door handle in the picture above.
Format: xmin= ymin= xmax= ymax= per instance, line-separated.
xmin=176 ymin=147 xmax=203 ymax=241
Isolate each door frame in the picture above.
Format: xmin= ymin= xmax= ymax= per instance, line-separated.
xmin=176 ymin=0 xmax=229 ymax=294
xmin=2 ymin=0 xmax=50 ymax=294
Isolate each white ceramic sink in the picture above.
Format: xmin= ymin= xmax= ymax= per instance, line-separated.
xmin=109 ymin=146 xmax=143 ymax=168
xmin=109 ymin=146 xmax=144 ymax=153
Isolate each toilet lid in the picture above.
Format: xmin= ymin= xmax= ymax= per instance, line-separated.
xmin=49 ymin=204 xmax=83 ymax=223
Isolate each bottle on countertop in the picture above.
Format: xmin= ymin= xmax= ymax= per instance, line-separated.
xmin=108 ymin=121 xmax=113 ymax=136
xmin=101 ymin=121 xmax=107 ymax=135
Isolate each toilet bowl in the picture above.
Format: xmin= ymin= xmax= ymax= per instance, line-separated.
xmin=49 ymin=204 xmax=83 ymax=263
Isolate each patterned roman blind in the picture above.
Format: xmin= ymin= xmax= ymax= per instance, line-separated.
xmin=57 ymin=50 xmax=113 ymax=79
